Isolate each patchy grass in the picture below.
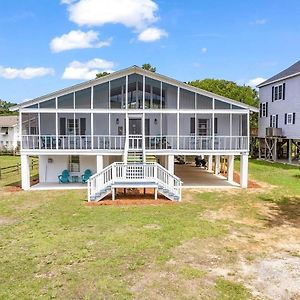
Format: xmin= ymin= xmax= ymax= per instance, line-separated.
xmin=0 ymin=158 xmax=300 ymax=299
xmin=215 ymin=277 xmax=251 ymax=300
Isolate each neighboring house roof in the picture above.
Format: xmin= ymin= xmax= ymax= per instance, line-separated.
xmin=0 ymin=116 xmax=19 ymax=127
xmin=257 ymin=60 xmax=300 ymax=88
xmin=10 ymin=65 xmax=258 ymax=112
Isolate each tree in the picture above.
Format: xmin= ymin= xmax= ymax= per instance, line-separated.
xmin=96 ymin=71 xmax=110 ymax=78
xmin=0 ymin=99 xmax=17 ymax=115
xmin=188 ymin=79 xmax=259 ymax=128
xmin=142 ymin=63 xmax=156 ymax=72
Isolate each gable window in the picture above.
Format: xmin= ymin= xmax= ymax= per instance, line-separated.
xmin=285 ymin=113 xmax=296 ymax=125
xmin=272 ymin=83 xmax=285 ymax=101
xmin=69 ymin=155 xmax=80 ymax=172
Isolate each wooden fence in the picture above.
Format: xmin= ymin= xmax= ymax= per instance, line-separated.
xmin=0 ymin=160 xmax=38 ymax=179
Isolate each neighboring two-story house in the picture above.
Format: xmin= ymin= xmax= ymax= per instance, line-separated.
xmin=0 ymin=116 xmax=20 ymax=152
xmin=257 ymin=60 xmax=300 ymax=162
xmin=11 ymin=66 xmax=257 ymax=201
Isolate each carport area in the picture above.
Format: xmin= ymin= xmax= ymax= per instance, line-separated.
xmin=175 ymin=163 xmax=239 ymax=188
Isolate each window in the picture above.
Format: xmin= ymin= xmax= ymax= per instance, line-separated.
xmin=285 ymin=113 xmax=295 ymax=125
xmin=69 ymin=155 xmax=80 ymax=172
xmin=272 ymin=83 xmax=285 ymax=101
xmin=197 ymin=119 xmax=208 ymax=136
xmin=270 ymin=115 xmax=278 ymax=128
xmin=287 ymin=113 xmax=293 ymax=125
xmin=260 ymin=102 xmax=268 ymax=117
xmin=67 ymin=119 xmax=79 ymax=135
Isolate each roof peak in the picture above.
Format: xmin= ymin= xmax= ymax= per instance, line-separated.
xmin=258 ymin=60 xmax=300 ymax=87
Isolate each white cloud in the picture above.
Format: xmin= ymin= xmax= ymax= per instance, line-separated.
xmin=246 ymin=77 xmax=266 ymax=87
xmin=50 ymin=30 xmax=112 ymax=53
xmin=201 ymin=47 xmax=208 ymax=54
xmin=138 ymin=27 xmax=167 ymax=42
xmin=0 ymin=66 xmax=54 ymax=79
xmin=64 ymin=0 xmax=158 ymax=30
xmin=62 ymin=58 xmax=115 ymax=80
xmin=251 ymin=19 xmax=267 ymax=25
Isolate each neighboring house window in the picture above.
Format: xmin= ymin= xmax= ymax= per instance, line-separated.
xmin=285 ymin=113 xmax=296 ymax=125
xmin=260 ymin=102 xmax=268 ymax=117
xmin=272 ymin=83 xmax=285 ymax=101
xmin=270 ymin=114 xmax=278 ymax=128
xmin=69 ymin=155 xmax=80 ymax=172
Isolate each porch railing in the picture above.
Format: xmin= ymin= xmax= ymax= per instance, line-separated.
xmin=21 ymin=135 xmax=248 ymax=151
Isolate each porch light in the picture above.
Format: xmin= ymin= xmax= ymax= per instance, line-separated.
xmin=116 ymin=118 xmax=119 ymax=125
xmin=154 ymin=118 xmax=158 ymax=125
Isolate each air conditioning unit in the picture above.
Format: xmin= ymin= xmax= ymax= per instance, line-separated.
xmin=266 ymin=127 xmax=283 ymax=137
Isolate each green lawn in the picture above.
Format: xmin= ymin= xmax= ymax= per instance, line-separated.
xmin=0 ymin=159 xmax=299 ymax=299
xmin=0 ymin=155 xmax=20 ymax=168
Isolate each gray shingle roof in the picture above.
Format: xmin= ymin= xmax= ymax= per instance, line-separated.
xmin=258 ymin=60 xmax=300 ymax=87
xmin=0 ymin=116 xmax=19 ymax=127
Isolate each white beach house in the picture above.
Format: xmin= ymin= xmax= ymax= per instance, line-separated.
xmin=11 ymin=66 xmax=258 ymax=201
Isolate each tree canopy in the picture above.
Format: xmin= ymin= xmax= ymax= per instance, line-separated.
xmin=0 ymin=100 xmax=17 ymax=115
xmin=188 ymin=79 xmax=259 ymax=108
xmin=141 ymin=63 xmax=156 ymax=72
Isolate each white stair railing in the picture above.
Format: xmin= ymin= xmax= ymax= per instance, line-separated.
xmin=87 ymin=162 xmax=182 ymax=202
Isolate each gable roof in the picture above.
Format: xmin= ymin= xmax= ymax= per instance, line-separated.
xmin=11 ymin=66 xmax=258 ymax=112
xmin=257 ymin=60 xmax=300 ymax=88
xmin=0 ymin=116 xmax=19 ymax=127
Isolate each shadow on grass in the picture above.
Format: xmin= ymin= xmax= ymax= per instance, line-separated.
xmin=260 ymin=195 xmax=300 ymax=227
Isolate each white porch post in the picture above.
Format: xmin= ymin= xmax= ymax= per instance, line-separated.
xmin=167 ymin=155 xmax=174 ymax=174
xmin=207 ymin=155 xmax=213 ymax=172
xmin=214 ymin=155 xmax=220 ymax=175
xmin=96 ymin=155 xmax=104 ymax=173
xmin=227 ymin=155 xmax=234 ymax=183
xmin=240 ymin=153 xmax=248 ymax=188
xmin=21 ymin=154 xmax=30 ymax=190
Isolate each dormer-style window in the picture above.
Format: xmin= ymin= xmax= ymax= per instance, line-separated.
xmin=272 ymin=83 xmax=285 ymax=101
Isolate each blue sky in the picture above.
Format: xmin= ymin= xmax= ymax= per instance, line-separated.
xmin=1 ymin=0 xmax=300 ymax=103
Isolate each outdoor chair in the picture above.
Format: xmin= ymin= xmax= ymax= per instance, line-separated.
xmin=58 ymin=170 xmax=70 ymax=183
xmin=81 ymin=169 xmax=92 ymax=183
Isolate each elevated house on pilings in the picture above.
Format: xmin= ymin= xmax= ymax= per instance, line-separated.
xmin=257 ymin=61 xmax=300 ymax=163
xmin=11 ymin=66 xmax=258 ymax=202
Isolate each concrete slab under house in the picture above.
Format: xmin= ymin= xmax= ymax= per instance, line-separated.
xmin=11 ymin=66 xmax=258 ymax=202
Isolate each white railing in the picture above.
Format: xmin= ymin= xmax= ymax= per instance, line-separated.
xmin=145 ymin=135 xmax=177 ymax=150
xmin=93 ymin=135 xmax=125 ymax=150
xmin=21 ymin=135 xmax=248 ymax=151
xmin=87 ymin=162 xmax=182 ymax=202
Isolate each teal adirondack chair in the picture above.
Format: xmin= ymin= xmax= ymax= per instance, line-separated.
xmin=58 ymin=170 xmax=70 ymax=183
xmin=81 ymin=169 xmax=92 ymax=183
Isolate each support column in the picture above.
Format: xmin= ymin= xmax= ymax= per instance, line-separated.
xmin=273 ymin=138 xmax=277 ymax=161
xmin=21 ymin=154 xmax=30 ymax=190
xmin=207 ymin=155 xmax=213 ymax=172
xmin=167 ymin=155 xmax=174 ymax=174
xmin=288 ymin=139 xmax=292 ymax=164
xmin=240 ymin=153 xmax=248 ymax=188
xmin=96 ymin=155 xmax=104 ymax=173
xmin=214 ymin=155 xmax=220 ymax=175
xmin=227 ymin=155 xmax=234 ymax=183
